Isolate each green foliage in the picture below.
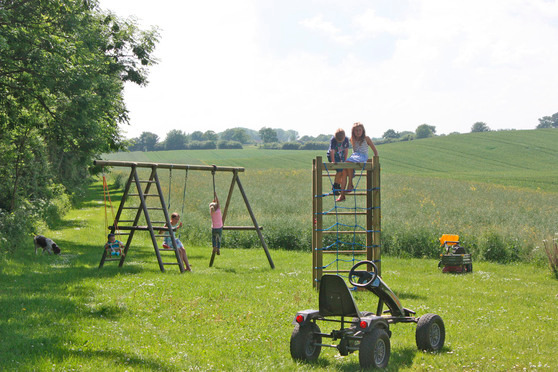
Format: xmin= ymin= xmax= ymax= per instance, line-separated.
xmin=188 ymin=140 xmax=216 ymax=149
xmin=0 ymin=0 xmax=160 ymax=245
xmin=536 ymin=112 xmax=558 ymax=128
xmin=415 ymin=124 xmax=436 ymax=139
xmin=217 ymin=140 xmax=243 ymax=149
xmin=259 ymin=127 xmax=279 ymax=143
xmin=383 ymin=129 xmax=400 ymax=139
xmin=281 ymin=142 xmax=301 ymax=150
xmin=220 ymin=127 xmax=251 ymax=144
xmin=543 ymin=238 xmax=558 ymax=278
xmin=163 ymin=129 xmax=187 ymax=150
xmin=300 ymin=141 xmax=328 ymax=150
xmin=471 ymin=121 xmax=491 ymax=132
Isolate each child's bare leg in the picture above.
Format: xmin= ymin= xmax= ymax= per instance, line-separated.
xmin=336 ymin=169 xmax=347 ymax=202
xmin=347 ymin=169 xmax=354 ymax=190
xmin=180 ymin=248 xmax=191 ymax=271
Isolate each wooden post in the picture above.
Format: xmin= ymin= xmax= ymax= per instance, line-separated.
xmin=235 ymin=175 xmax=275 ymax=269
xmin=153 ymin=168 xmax=186 ymax=273
xmin=314 ymin=156 xmax=324 ymax=289
xmin=210 ymin=170 xmax=238 ymax=267
xmin=372 ymin=155 xmax=381 ymax=276
xmin=366 ymin=159 xmax=373 ymax=264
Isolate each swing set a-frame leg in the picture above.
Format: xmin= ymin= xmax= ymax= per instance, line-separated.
xmin=208 ymin=171 xmax=275 ymax=269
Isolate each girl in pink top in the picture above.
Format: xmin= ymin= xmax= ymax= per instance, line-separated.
xmin=209 ymin=192 xmax=223 ymax=255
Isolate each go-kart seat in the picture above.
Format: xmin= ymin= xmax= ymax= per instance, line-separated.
xmin=319 ymin=275 xmax=361 ymax=318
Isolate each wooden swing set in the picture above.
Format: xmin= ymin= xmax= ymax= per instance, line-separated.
xmin=95 ymin=160 xmax=275 ymax=272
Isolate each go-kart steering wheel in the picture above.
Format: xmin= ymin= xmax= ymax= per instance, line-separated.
xmin=348 ymin=260 xmax=379 ymax=287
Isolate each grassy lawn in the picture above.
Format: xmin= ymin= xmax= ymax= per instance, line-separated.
xmin=1 ymin=182 xmax=557 ymax=371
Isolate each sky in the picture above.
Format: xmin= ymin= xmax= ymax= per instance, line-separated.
xmin=98 ymin=0 xmax=558 ymax=140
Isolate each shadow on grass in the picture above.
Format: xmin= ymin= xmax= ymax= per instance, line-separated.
xmin=63 ymin=349 xmax=177 ymax=371
xmin=297 ymin=346 xmax=418 ymax=371
xmin=394 ymin=291 xmax=427 ymax=301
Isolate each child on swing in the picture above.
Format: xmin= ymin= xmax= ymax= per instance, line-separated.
xmin=159 ymin=212 xmax=192 ymax=271
xmin=209 ymin=192 xmax=223 ymax=255
xmin=105 ymin=233 xmax=125 ymax=257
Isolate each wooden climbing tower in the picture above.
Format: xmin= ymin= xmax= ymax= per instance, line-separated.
xmin=95 ymin=160 xmax=275 ymax=272
xmin=312 ymin=156 xmax=381 ymax=289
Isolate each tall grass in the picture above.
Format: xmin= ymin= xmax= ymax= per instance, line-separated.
xmin=103 ymin=167 xmax=558 ymax=265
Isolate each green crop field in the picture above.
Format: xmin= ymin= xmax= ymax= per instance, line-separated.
xmin=2 ymin=129 xmax=557 ymax=371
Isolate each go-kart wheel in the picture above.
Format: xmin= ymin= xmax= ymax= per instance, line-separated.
xmin=416 ymin=313 xmax=445 ymax=351
xmin=359 ymin=328 xmax=390 ymax=369
xmin=348 ymin=260 xmax=378 ymax=287
xmin=290 ymin=322 xmax=322 ymax=362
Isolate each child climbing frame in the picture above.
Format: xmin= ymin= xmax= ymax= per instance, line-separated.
xmin=94 ymin=160 xmax=275 ymax=272
xmin=312 ymin=156 xmax=381 ymax=289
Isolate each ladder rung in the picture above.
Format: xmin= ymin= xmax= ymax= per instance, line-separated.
xmin=117 ymin=226 xmax=175 ymax=231
xmin=322 ymin=270 xmax=351 ymax=273
xmin=128 ymin=193 xmax=160 ymax=197
xmin=162 ymin=262 xmax=180 ymax=265
xmin=122 ymin=207 xmax=139 ymax=209
xmin=320 ymin=230 xmax=369 ymax=235
xmin=322 ymin=250 xmax=367 ymax=254
xmin=147 ymin=207 xmax=164 ymax=210
xmin=159 ymin=248 xmax=176 ymax=251
xmin=321 ymin=212 xmax=368 ymax=216
xmin=222 ymin=226 xmax=263 ymax=230
xmin=138 ymin=180 xmax=156 ymax=183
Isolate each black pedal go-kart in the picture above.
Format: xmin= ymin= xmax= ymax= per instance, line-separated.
xmin=290 ymin=261 xmax=445 ymax=369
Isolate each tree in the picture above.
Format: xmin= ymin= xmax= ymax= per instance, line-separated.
xmin=0 ymin=0 xmax=159 ymax=214
xmin=415 ymin=124 xmax=436 ymax=139
xmin=383 ymin=129 xmax=399 ymax=139
xmin=203 ymin=130 xmax=218 ymax=141
xmin=164 ymin=130 xmax=188 ymax=150
xmin=299 ymin=135 xmax=315 ymax=142
xmin=221 ymin=128 xmax=250 ymax=143
xmin=536 ymin=113 xmax=558 ymax=129
xmin=190 ymin=131 xmax=204 ymax=141
xmin=259 ymin=127 xmax=278 ymax=143
xmin=471 ymin=122 xmax=491 ymax=132
xmin=137 ymin=132 xmax=159 ymax=151
xmin=315 ymin=134 xmax=330 ymax=142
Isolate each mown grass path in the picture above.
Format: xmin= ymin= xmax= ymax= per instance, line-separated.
xmin=1 ymin=181 xmax=557 ymax=371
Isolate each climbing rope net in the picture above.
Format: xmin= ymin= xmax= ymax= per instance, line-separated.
xmin=313 ymin=159 xmax=381 ymax=284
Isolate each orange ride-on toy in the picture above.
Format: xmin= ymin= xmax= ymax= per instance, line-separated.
xmin=438 ymin=234 xmax=472 ymax=273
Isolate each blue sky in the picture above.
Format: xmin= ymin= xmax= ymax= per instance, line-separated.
xmin=99 ymin=0 xmax=558 ymax=140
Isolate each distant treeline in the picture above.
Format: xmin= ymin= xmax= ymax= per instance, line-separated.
xmin=128 ymin=115 xmax=558 ymax=152
xmin=127 ymin=127 xmax=335 ymax=151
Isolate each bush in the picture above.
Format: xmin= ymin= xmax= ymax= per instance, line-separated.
xmin=188 ymin=141 xmax=216 ymax=150
xmin=261 ymin=142 xmax=281 ymax=149
xmin=217 ymin=140 xmax=243 ymax=149
xmin=0 ymin=202 xmax=41 ymax=253
xmin=300 ymin=141 xmax=328 ymax=150
xmin=281 ymin=142 xmax=301 ymax=150
xmin=543 ymin=238 xmax=558 ymax=278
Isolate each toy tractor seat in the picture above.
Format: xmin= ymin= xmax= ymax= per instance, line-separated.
xmin=319 ymin=274 xmax=361 ymax=318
